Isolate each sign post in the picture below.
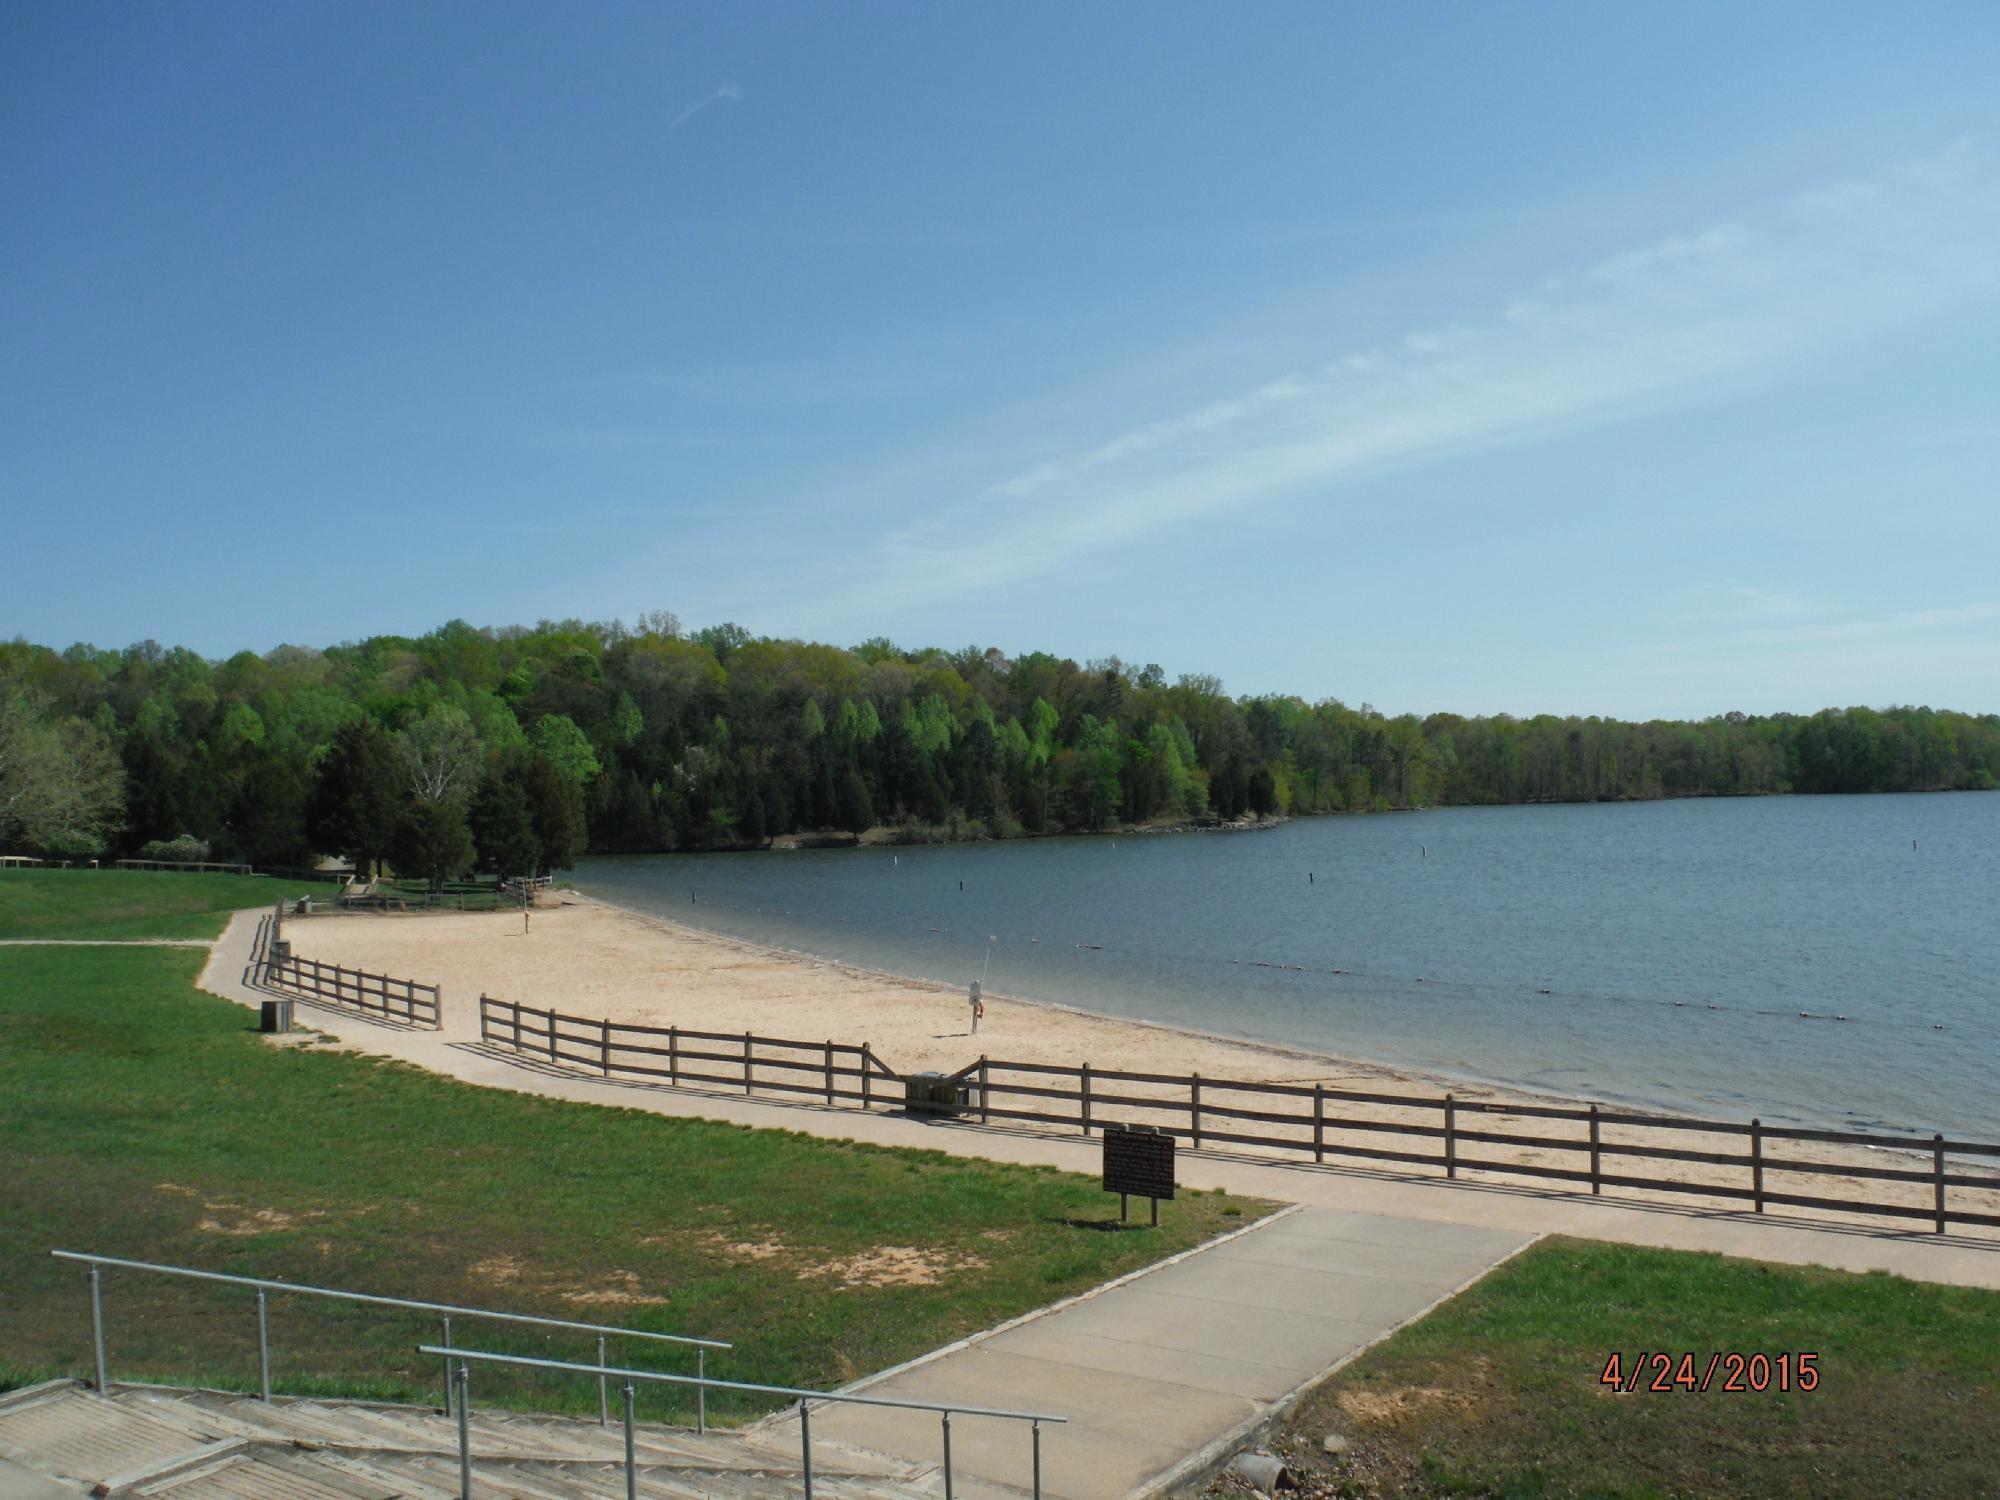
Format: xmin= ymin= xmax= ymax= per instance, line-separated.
xmin=1102 ymin=1122 xmax=1176 ymax=1226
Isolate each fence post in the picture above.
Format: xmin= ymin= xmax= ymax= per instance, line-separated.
xmin=1934 ymin=1134 xmax=1947 ymax=1235
xmin=440 ymin=1314 xmax=452 ymax=1415
xmin=88 ymin=1263 xmax=108 ymax=1394
xmin=1080 ymin=1063 xmax=1092 ymax=1135
xmin=1444 ymin=1094 xmax=1456 ymax=1179
xmin=743 ymin=1032 xmax=753 ymax=1094
xmin=941 ymin=1409 xmax=954 ymax=1500
xmin=456 ymin=1362 xmax=472 ymax=1499
xmin=979 ymin=1056 xmax=990 ymax=1126
xmin=622 ymin=1383 xmax=637 ymax=1500
xmin=825 ymin=1041 xmax=834 ymax=1106
xmin=546 ymin=1007 xmax=557 ymax=1064
xmin=800 ymin=1398 xmax=815 ymax=1500
xmin=861 ymin=1044 xmax=872 ymax=1109
xmin=1192 ymin=1072 xmax=1202 ymax=1151
xmin=602 ymin=1018 xmax=612 ymax=1078
xmin=1588 ymin=1104 xmax=1601 ymax=1195
xmin=1751 ymin=1118 xmax=1764 ymax=1213
xmin=512 ymin=1002 xmax=522 ymax=1054
xmin=1032 ymin=1418 xmax=1043 ymax=1500
xmin=669 ymin=1025 xmax=679 ymax=1086
xmin=697 ymin=1348 xmax=706 ymax=1432
xmin=256 ymin=1288 xmax=270 ymax=1401
xmin=597 ymin=1334 xmax=608 ymax=1425
xmin=1313 ymin=1082 xmax=1324 ymax=1164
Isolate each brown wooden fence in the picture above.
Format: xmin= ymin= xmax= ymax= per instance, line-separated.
xmin=479 ymin=994 xmax=897 ymax=1107
xmin=266 ymin=950 xmax=441 ymax=1028
xmin=473 ymin=995 xmax=2000 ymax=1238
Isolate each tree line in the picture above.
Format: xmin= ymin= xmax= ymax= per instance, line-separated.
xmin=2 ymin=616 xmax=1994 ymax=881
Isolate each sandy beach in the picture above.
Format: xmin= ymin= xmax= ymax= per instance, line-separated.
xmin=286 ymin=895 xmax=2000 ymax=1237
xmin=291 ymin=895 xmax=1488 ymax=1091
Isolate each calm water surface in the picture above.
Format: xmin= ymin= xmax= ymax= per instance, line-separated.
xmin=579 ymin=794 xmax=2000 ymax=1136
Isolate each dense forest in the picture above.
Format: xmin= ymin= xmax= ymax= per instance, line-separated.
xmin=2 ymin=615 xmax=1995 ymax=881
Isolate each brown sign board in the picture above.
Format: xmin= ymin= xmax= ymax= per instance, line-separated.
xmin=1103 ymin=1123 xmax=1176 ymax=1201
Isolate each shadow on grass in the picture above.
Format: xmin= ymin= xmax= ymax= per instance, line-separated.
xmin=1048 ymin=1215 xmax=1157 ymax=1234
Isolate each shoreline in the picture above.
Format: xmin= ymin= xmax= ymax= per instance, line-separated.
xmin=574 ymin=888 xmax=1565 ymax=1109
xmin=571 ymin=889 xmax=1959 ymax=1144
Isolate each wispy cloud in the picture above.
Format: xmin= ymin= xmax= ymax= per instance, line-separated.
xmin=770 ymin=148 xmax=2000 ymax=615
xmin=672 ymin=80 xmax=742 ymax=131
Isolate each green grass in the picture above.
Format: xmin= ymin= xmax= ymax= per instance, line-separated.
xmin=1268 ymin=1236 xmax=2000 ymax=1499
xmin=0 ymin=869 xmax=309 ymax=940
xmin=0 ymin=943 xmax=1266 ymax=1424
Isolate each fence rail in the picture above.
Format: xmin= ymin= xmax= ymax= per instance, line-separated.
xmin=476 ymin=996 xmax=2000 ymax=1239
xmin=480 ymin=995 xmax=897 ymax=1107
xmin=113 ymin=857 xmax=255 ymax=875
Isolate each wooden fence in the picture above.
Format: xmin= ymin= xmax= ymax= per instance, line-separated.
xmin=266 ymin=949 xmax=441 ymax=1028
xmin=114 ymin=858 xmax=257 ymax=875
xmin=473 ymin=995 xmax=2000 ymax=1239
xmin=478 ymin=995 xmax=896 ymax=1106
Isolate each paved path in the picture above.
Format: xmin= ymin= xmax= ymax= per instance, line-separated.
xmin=198 ymin=911 xmax=2000 ymax=1292
xmin=761 ymin=1204 xmax=1532 ymax=1499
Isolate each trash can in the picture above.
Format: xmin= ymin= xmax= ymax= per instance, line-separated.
xmin=903 ymin=1071 xmax=969 ymax=1117
xmin=260 ymin=999 xmax=294 ymax=1034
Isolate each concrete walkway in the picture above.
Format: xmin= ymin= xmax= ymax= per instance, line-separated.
xmin=761 ymin=1204 xmax=1532 ymax=1499
xmin=197 ymin=910 xmax=2000 ymax=1292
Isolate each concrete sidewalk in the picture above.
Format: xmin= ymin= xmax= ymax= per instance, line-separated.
xmin=198 ymin=909 xmax=2000 ymax=1292
xmin=761 ymin=1204 xmax=1533 ymax=1499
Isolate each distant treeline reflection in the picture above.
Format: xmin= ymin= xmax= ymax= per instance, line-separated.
xmin=2 ymin=616 xmax=1994 ymax=871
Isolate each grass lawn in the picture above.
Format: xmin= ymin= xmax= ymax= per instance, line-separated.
xmin=0 ymin=869 xmax=309 ymax=940
xmin=1262 ymin=1236 xmax=2000 ymax=1500
xmin=0 ymin=936 xmax=1265 ymax=1425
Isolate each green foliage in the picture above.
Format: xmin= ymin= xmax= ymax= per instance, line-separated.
xmin=386 ymin=798 xmax=475 ymax=891
xmin=0 ymin=692 xmax=124 ymax=857
xmin=305 ymin=719 xmax=398 ymax=876
xmin=520 ymin=755 xmax=585 ymax=872
xmin=139 ymin=835 xmax=211 ymax=864
xmin=4 ymin=623 xmax=1997 ymax=867
xmin=395 ymin=704 xmax=483 ymax=806
xmin=530 ymin=712 xmax=601 ymax=785
xmin=468 ymin=776 xmax=541 ymax=879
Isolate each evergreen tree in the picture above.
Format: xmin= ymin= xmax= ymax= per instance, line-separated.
xmin=520 ymin=754 xmax=586 ymax=872
xmin=307 ymin=718 xmax=399 ymax=877
xmin=387 ymin=798 xmax=475 ymax=892
xmin=469 ymin=775 xmax=542 ymax=878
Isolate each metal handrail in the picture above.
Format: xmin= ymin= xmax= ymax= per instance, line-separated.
xmin=421 ymin=1344 xmax=1065 ymax=1500
xmin=54 ymin=1250 xmax=728 ymax=1426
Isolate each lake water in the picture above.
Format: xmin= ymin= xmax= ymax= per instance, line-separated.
xmin=578 ymin=793 xmax=2000 ymax=1138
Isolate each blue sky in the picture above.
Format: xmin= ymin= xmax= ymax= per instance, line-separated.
xmin=4 ymin=1 xmax=1998 ymax=718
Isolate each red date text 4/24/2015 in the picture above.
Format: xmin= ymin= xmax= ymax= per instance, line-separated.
xmin=1599 ymin=1352 xmax=1821 ymax=1393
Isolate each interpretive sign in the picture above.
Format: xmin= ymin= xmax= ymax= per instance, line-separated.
xmin=1103 ymin=1122 xmax=1176 ymax=1224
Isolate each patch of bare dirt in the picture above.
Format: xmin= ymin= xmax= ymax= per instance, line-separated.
xmin=196 ymin=1201 xmax=329 ymax=1236
xmin=561 ymin=1269 xmax=665 ymax=1307
xmin=807 ymin=1246 xmax=987 ymax=1288
xmin=1335 ymin=1360 xmax=1491 ymax=1426
xmin=470 ymin=1253 xmax=526 ymax=1284
xmin=692 ymin=1230 xmax=787 ymax=1262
